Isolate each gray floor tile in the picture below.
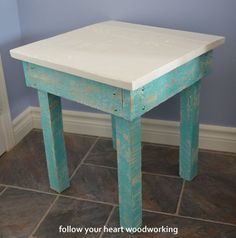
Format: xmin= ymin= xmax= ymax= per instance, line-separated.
xmin=85 ymin=138 xmax=117 ymax=168
xmin=1 ymin=129 xmax=236 ymax=237
xmin=180 ymin=151 xmax=236 ymax=224
xmin=85 ymin=139 xmax=180 ymax=176
xmin=34 ymin=197 xmax=113 ymax=237
xmin=66 ymin=164 xmax=183 ymax=213
xmin=103 ymin=208 xmax=236 ymax=238
xmin=0 ymin=130 xmax=96 ymax=192
xmin=198 ymin=150 xmax=236 ymax=176
xmin=142 ymin=143 xmax=179 ymax=176
xmin=64 ymin=164 xmax=118 ymax=204
xmin=143 ymin=174 xmax=182 ymax=213
xmin=0 ymin=188 xmax=55 ymax=238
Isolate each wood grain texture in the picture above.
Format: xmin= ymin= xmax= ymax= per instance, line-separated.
xmin=10 ymin=21 xmax=224 ymax=90
xmin=38 ymin=91 xmax=70 ymax=192
xmin=180 ymin=80 xmax=201 ymax=181
xmin=111 ymin=115 xmax=117 ymax=150
xmin=13 ymin=20 xmax=223 ymax=232
xmin=23 ymin=51 xmax=212 ymax=121
xmin=115 ymin=116 xmax=142 ymax=228
xmin=20 ymin=43 xmax=213 ymax=230
xmin=123 ymin=51 xmax=212 ymax=120
xmin=23 ymin=62 xmax=123 ymax=118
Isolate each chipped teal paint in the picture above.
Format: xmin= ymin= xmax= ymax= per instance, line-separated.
xmin=21 ymin=50 xmax=214 ymax=229
xmin=23 ymin=62 xmax=124 ymax=118
xmin=38 ymin=91 xmax=70 ymax=192
xmin=180 ymin=80 xmax=201 ymax=181
xmin=115 ymin=116 xmax=142 ymax=228
xmin=122 ymin=51 xmax=213 ymax=120
xmin=111 ymin=115 xmax=117 ymax=150
xmin=22 ymin=51 xmax=212 ymax=121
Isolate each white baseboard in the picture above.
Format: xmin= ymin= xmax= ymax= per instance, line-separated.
xmin=13 ymin=106 xmax=236 ymax=153
xmin=13 ymin=107 xmax=33 ymax=145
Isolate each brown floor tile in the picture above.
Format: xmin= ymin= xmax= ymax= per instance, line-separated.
xmin=85 ymin=138 xmax=117 ymax=168
xmin=34 ymin=197 xmax=113 ymax=237
xmin=142 ymin=143 xmax=179 ymax=176
xmin=66 ymin=164 xmax=182 ymax=213
xmin=0 ymin=188 xmax=55 ymax=238
xmin=85 ymin=139 xmax=180 ymax=176
xmin=1 ymin=129 xmax=236 ymax=237
xmin=103 ymin=208 xmax=236 ymax=238
xmin=143 ymin=174 xmax=182 ymax=213
xmin=198 ymin=150 xmax=236 ymax=176
xmin=179 ymin=151 xmax=236 ymax=224
xmin=0 ymin=130 xmax=96 ymax=192
xmin=64 ymin=164 xmax=118 ymax=204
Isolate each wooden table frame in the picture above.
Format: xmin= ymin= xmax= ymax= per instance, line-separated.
xmin=22 ymin=50 xmax=212 ymax=228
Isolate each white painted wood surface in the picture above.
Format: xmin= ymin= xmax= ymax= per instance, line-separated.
xmin=10 ymin=21 xmax=225 ymax=90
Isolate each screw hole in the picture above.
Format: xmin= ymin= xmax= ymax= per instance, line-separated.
xmin=142 ymin=88 xmax=144 ymax=92
xmin=114 ymin=109 xmax=118 ymax=112
xmin=113 ymin=93 xmax=116 ymax=96
xmin=142 ymin=106 xmax=146 ymax=110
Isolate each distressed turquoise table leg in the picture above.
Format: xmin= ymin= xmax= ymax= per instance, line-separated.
xmin=115 ymin=116 xmax=142 ymax=228
xmin=111 ymin=115 xmax=116 ymax=150
xmin=180 ymin=80 xmax=201 ymax=181
xmin=38 ymin=90 xmax=70 ymax=193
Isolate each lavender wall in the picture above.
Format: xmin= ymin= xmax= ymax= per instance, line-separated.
xmin=0 ymin=0 xmax=31 ymax=118
xmin=3 ymin=0 xmax=236 ymax=126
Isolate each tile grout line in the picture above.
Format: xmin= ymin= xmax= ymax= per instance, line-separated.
xmin=83 ymin=162 xmax=117 ymax=170
xmin=29 ymin=195 xmax=59 ymax=237
xmin=175 ymin=180 xmax=185 ymax=215
xmin=142 ymin=171 xmax=180 ymax=179
xmin=59 ymin=194 xmax=118 ymax=207
xmin=0 ymin=186 xmax=8 ymax=197
xmin=83 ymin=162 xmax=180 ymax=179
xmin=0 ymin=183 xmax=56 ymax=196
xmin=99 ymin=206 xmax=116 ymax=238
xmin=143 ymin=208 xmax=236 ymax=227
xmin=177 ymin=214 xmax=236 ymax=227
xmin=0 ymin=183 xmax=117 ymax=207
xmin=69 ymin=137 xmax=100 ymax=180
xmin=2 ymin=135 xmax=236 ymax=230
xmin=1 ymin=183 xmax=236 ymax=228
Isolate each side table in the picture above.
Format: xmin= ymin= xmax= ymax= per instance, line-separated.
xmin=10 ymin=21 xmax=224 ymax=228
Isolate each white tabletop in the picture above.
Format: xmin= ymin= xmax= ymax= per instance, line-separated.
xmin=10 ymin=21 xmax=224 ymax=90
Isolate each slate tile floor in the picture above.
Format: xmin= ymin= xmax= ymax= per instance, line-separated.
xmin=0 ymin=129 xmax=235 ymax=237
